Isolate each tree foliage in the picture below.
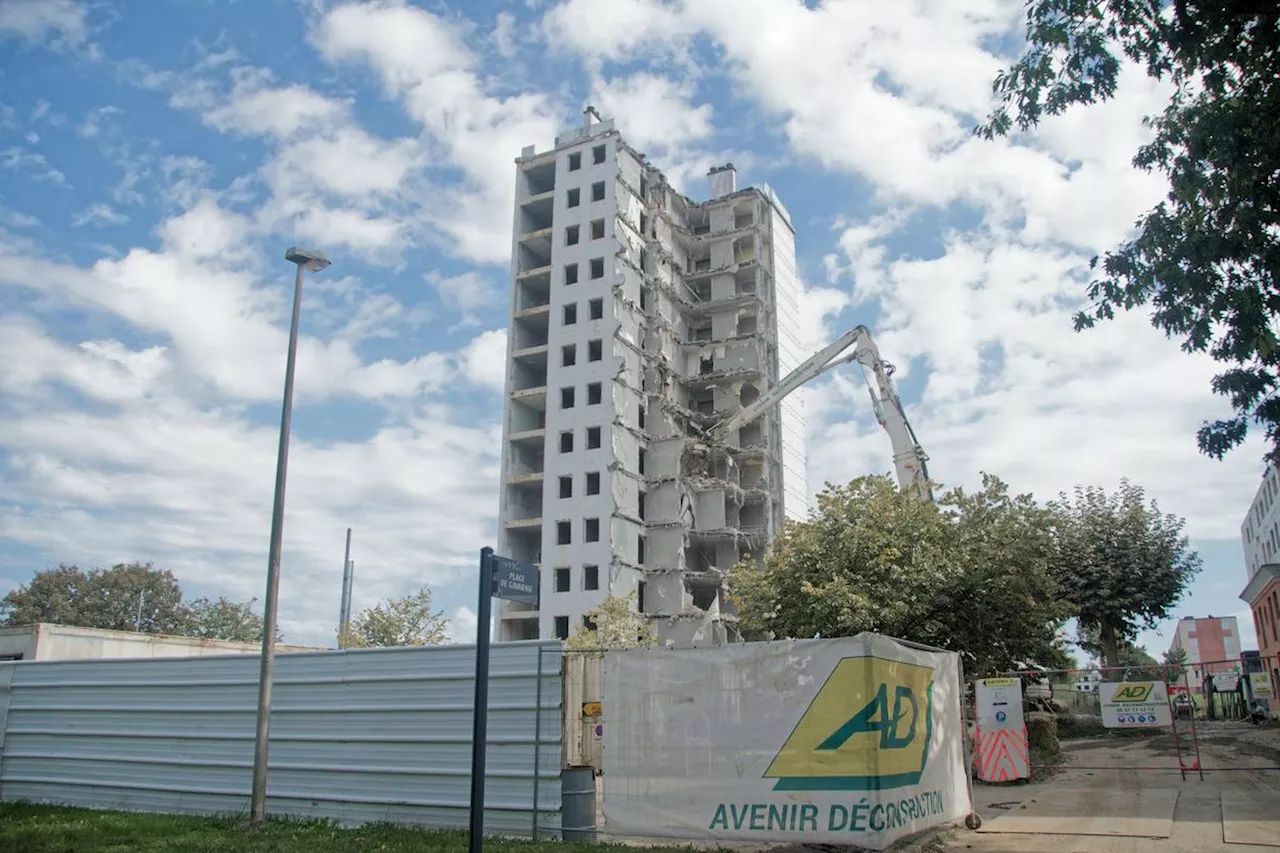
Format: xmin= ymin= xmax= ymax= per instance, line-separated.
xmin=1 ymin=563 xmax=187 ymax=634
xmin=183 ymin=597 xmax=275 ymax=644
xmin=0 ymin=563 xmax=279 ymax=643
xmin=1049 ymin=481 xmax=1201 ymax=669
xmin=980 ymin=0 xmax=1280 ymax=460
xmin=337 ymin=586 xmax=448 ymax=648
xmin=730 ymin=474 xmax=1070 ymax=677
xmin=565 ymin=592 xmax=657 ymax=651
xmin=1162 ymin=645 xmax=1190 ymax=684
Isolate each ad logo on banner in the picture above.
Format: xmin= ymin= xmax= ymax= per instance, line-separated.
xmin=601 ymin=635 xmax=971 ymax=851
xmin=765 ymin=657 xmax=934 ymax=791
xmin=1111 ymin=683 xmax=1155 ymax=703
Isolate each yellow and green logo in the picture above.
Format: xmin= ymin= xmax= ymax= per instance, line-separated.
xmin=763 ymin=655 xmax=935 ymax=792
xmin=1112 ymin=683 xmax=1155 ymax=703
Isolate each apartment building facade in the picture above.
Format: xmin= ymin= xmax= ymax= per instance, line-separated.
xmin=1168 ymin=615 xmax=1243 ymax=692
xmin=495 ymin=109 xmax=806 ymax=645
xmin=1242 ymin=463 xmax=1280 ymax=577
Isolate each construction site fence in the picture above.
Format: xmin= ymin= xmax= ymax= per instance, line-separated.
xmin=973 ymin=655 xmax=1280 ymax=779
xmin=559 ymin=637 xmax=975 ymax=850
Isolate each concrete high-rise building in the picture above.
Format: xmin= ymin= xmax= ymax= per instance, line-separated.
xmin=495 ymin=108 xmax=806 ymax=645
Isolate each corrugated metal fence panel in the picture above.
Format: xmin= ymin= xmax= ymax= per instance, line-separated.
xmin=0 ymin=641 xmax=563 ymax=834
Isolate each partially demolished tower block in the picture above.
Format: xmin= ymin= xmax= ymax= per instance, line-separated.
xmin=496 ymin=108 xmax=807 ymax=646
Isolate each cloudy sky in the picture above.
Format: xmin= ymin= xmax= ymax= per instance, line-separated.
xmin=0 ymin=0 xmax=1264 ymax=654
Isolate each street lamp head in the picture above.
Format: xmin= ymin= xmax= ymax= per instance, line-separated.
xmin=285 ymin=247 xmax=331 ymax=273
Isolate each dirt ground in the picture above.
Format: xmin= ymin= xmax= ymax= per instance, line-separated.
xmin=945 ymin=722 xmax=1280 ymax=852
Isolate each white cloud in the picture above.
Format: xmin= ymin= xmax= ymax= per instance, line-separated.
xmin=264 ymin=126 xmax=421 ymax=200
xmin=0 ymin=193 xmax=508 ymax=645
xmin=589 ymin=72 xmax=712 ymax=152
xmin=805 ymin=226 xmax=1263 ymax=540
xmin=459 ymin=329 xmax=508 ymax=394
xmin=0 ymin=208 xmax=39 ymax=229
xmin=77 ymin=105 xmax=123 ymax=138
xmin=426 ymin=270 xmax=498 ymax=317
xmin=0 ymin=201 xmax=456 ymax=405
xmin=0 ymin=0 xmax=86 ymax=47
xmin=72 ymin=203 xmax=129 ymax=228
xmin=0 ymin=398 xmax=503 ymax=643
xmin=159 ymin=156 xmax=213 ymax=208
xmin=205 ymin=77 xmax=348 ymax=139
xmin=445 ymin=605 xmax=479 ymax=644
xmin=541 ymin=0 xmax=691 ymax=64
xmin=492 ymin=11 xmax=518 ymax=59
xmin=314 ymin=0 xmax=561 ymax=263
xmin=0 ymin=316 xmax=170 ymax=404
xmin=1 ymin=147 xmax=69 ymax=187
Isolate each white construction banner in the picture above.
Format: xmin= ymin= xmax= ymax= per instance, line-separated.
xmin=602 ymin=635 xmax=970 ymax=849
xmin=1248 ymin=672 xmax=1272 ymax=698
xmin=1099 ymin=681 xmax=1173 ymax=728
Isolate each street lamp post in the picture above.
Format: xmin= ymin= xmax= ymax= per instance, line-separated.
xmin=249 ymin=246 xmax=331 ymax=824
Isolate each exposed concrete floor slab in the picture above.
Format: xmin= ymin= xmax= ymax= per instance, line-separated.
xmin=1222 ymin=792 xmax=1280 ymax=847
xmin=976 ymin=789 xmax=1179 ymax=838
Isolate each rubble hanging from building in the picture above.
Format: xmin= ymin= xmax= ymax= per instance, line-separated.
xmin=611 ymin=152 xmax=786 ymax=646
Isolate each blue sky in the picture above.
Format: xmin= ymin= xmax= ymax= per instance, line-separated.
xmin=0 ymin=0 xmax=1266 ymax=654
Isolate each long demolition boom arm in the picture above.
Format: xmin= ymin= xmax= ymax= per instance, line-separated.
xmin=706 ymin=325 xmax=933 ymax=501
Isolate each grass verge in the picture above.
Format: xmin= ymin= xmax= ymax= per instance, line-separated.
xmin=0 ymin=802 xmax=683 ymax=853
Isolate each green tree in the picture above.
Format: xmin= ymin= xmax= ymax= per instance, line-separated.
xmin=1049 ymin=481 xmax=1201 ymax=669
xmin=1 ymin=563 xmax=187 ymax=634
xmin=730 ymin=474 xmax=1070 ymax=677
xmin=565 ymin=592 xmax=657 ymax=651
xmin=183 ymin=596 xmax=277 ymax=643
xmin=979 ymin=1 xmax=1280 ymax=460
xmin=1162 ymin=646 xmax=1190 ymax=684
xmin=338 ymin=586 xmax=448 ymax=648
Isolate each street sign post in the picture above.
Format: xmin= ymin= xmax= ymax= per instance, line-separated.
xmin=469 ymin=547 xmax=540 ymax=853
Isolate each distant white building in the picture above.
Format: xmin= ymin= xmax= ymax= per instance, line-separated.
xmin=1241 ymin=464 xmax=1280 ymax=578
xmin=1074 ymin=670 xmax=1102 ymax=693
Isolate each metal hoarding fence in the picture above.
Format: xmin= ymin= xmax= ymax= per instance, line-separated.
xmin=0 ymin=641 xmax=563 ymax=833
xmin=599 ymin=634 xmax=974 ymax=850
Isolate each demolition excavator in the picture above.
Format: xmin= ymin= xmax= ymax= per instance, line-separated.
xmin=705 ymin=325 xmax=933 ymax=502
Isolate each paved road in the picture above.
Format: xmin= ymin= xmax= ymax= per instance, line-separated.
xmin=948 ymin=723 xmax=1280 ymax=853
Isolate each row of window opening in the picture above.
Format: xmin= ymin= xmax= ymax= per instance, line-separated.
xmin=563 ymin=258 xmax=605 ymax=285
xmin=565 ymin=219 xmax=606 ymax=245
xmin=557 ymin=470 xmax=602 ymax=497
xmin=562 ymin=339 xmax=603 ymax=366
xmin=555 ymin=517 xmax=600 ymax=545
xmin=559 ymin=427 xmax=602 ymax=453
xmin=554 ymin=564 xmax=600 ymax=593
xmin=562 ymin=297 xmax=604 ymax=326
xmin=567 ymin=145 xmax=608 ymax=172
